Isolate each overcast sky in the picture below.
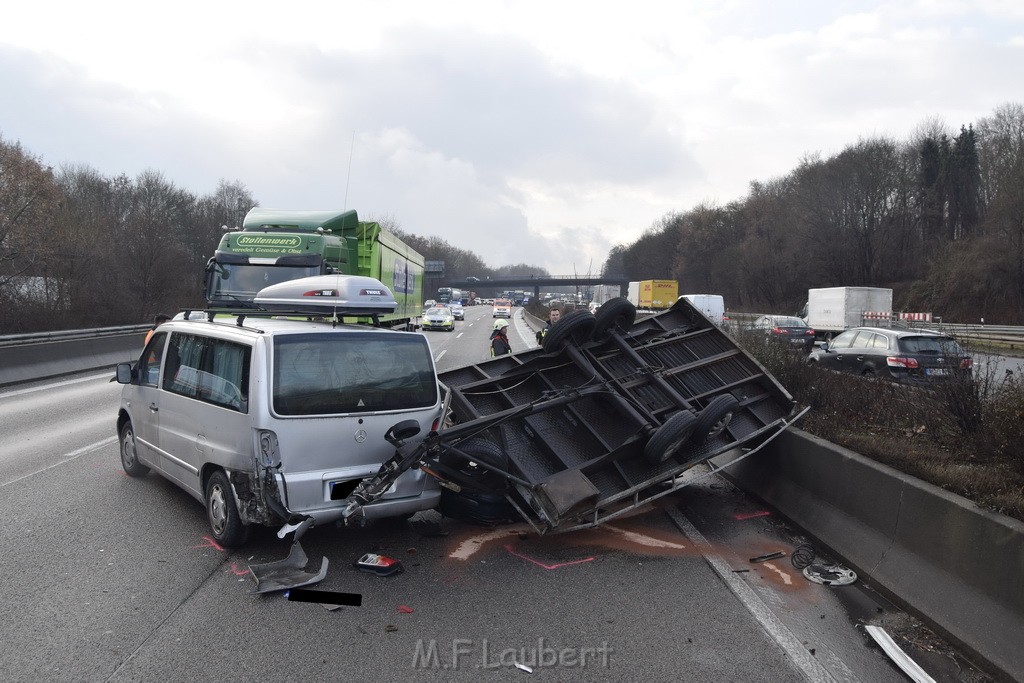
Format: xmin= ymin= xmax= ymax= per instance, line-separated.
xmin=1 ymin=1 xmax=1021 ymax=275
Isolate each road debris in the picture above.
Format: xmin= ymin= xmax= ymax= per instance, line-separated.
xmin=791 ymin=543 xmax=816 ymax=569
xmin=802 ymin=563 xmax=857 ymax=586
xmin=248 ymin=542 xmax=328 ymax=594
xmin=864 ymin=625 xmax=936 ymax=683
xmin=354 ymin=553 xmax=404 ymax=576
xmin=750 ymin=551 xmax=786 ymax=563
xmin=397 ymin=605 xmax=414 ymax=614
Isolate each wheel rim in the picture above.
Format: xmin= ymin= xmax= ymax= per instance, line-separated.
xmin=209 ymin=483 xmax=228 ymax=536
xmin=706 ymin=411 xmax=734 ymax=439
xmin=121 ymin=428 xmax=137 ymax=468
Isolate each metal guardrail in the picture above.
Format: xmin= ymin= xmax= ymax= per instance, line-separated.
xmin=723 ymin=311 xmax=1024 ymax=344
xmin=0 ymin=324 xmax=150 ymax=348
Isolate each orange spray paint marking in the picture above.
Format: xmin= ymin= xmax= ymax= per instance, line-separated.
xmin=191 ymin=536 xmax=225 ymax=552
xmin=504 ymin=544 xmax=595 ymax=570
xmin=227 ymin=563 xmax=249 ymax=576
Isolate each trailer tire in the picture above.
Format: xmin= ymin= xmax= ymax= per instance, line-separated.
xmin=439 ymin=440 xmax=516 ymax=526
xmin=591 ymin=297 xmax=636 ymax=341
xmin=644 ymin=411 xmax=699 ymax=464
xmin=692 ymin=394 xmax=739 ymax=444
xmin=441 ymin=438 xmax=509 ymax=472
xmin=541 ymin=310 xmax=596 ymax=353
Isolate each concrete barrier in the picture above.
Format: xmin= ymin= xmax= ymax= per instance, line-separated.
xmin=0 ymin=333 xmax=146 ymax=387
xmin=715 ymin=429 xmax=1024 ymax=680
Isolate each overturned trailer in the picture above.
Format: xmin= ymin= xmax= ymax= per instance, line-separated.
xmin=345 ymin=297 xmax=801 ymax=533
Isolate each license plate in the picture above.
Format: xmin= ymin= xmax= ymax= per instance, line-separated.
xmin=790 ymin=338 xmax=805 ymax=344
xmin=925 ymin=368 xmax=948 ymax=376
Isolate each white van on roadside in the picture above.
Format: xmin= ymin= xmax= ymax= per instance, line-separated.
xmin=115 ymin=275 xmax=443 ymax=547
xmin=680 ymin=294 xmax=726 ymax=325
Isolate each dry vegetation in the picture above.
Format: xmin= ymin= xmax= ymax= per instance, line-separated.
xmin=736 ymin=329 xmax=1024 ymax=523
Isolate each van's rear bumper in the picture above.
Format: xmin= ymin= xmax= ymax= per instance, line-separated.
xmin=278 ymin=466 xmax=441 ymax=527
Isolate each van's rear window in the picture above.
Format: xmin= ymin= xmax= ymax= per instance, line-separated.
xmin=273 ymin=332 xmax=438 ymax=415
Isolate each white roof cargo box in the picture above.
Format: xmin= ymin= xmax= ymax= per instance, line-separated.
xmin=254 ymin=275 xmax=397 ymax=315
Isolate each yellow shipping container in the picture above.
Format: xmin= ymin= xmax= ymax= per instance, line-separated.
xmin=640 ymin=280 xmax=679 ymax=309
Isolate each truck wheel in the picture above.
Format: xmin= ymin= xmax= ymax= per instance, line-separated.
xmin=119 ymin=421 xmax=150 ymax=478
xmin=692 ymin=395 xmax=740 ymax=444
xmin=205 ymin=470 xmax=250 ymax=548
xmin=591 ymin=297 xmax=636 ymax=341
xmin=644 ymin=411 xmax=698 ymax=464
xmin=541 ymin=310 xmax=596 ymax=353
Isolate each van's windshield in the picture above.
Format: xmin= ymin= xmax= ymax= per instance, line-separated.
xmin=273 ymin=332 xmax=438 ymax=415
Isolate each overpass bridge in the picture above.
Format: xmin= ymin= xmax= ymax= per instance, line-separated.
xmin=446 ymin=275 xmax=630 ymax=299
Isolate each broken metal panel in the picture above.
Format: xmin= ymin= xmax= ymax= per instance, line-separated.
xmin=249 ymin=541 xmax=329 ymax=594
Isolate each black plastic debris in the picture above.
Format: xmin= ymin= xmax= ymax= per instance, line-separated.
xmin=750 ymin=551 xmax=786 ymax=563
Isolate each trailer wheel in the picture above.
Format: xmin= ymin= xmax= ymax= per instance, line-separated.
xmin=441 ymin=438 xmax=509 ymax=472
xmin=644 ymin=411 xmax=699 ymax=464
xmin=591 ymin=297 xmax=636 ymax=341
xmin=541 ymin=310 xmax=596 ymax=353
xmin=439 ymin=439 xmax=516 ymax=526
xmin=692 ymin=394 xmax=740 ymax=444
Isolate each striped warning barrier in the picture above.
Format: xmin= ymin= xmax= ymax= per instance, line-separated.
xmin=899 ymin=312 xmax=933 ymax=322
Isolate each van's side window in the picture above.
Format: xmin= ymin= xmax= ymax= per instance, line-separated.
xmin=163 ymin=333 xmax=251 ymax=413
xmin=138 ymin=333 xmax=167 ymax=387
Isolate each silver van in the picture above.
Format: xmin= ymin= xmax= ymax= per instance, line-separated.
xmin=115 ymin=276 xmax=443 ymax=547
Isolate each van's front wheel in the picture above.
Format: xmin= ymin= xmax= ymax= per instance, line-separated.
xmin=119 ymin=422 xmax=150 ymax=478
xmin=205 ymin=470 xmax=249 ymax=548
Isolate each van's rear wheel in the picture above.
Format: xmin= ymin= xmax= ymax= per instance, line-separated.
xmin=205 ymin=470 xmax=249 ymax=548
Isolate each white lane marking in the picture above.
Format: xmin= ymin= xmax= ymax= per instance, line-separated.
xmin=665 ymin=506 xmax=847 ymax=683
xmin=512 ymin=310 xmax=537 ymax=348
xmin=603 ymin=524 xmax=687 ymax=550
xmin=435 ymin=349 xmax=447 ymax=362
xmin=1 ymin=436 xmax=118 ymax=488
xmin=0 ymin=372 xmax=114 ymax=399
xmin=456 ymin=333 xmax=464 ymax=338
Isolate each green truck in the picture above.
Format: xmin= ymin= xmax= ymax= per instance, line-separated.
xmin=205 ymin=208 xmax=425 ymax=328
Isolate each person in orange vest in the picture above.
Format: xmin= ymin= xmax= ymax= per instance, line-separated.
xmin=144 ymin=314 xmax=171 ymax=345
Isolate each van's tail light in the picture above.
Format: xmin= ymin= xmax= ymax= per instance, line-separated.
xmin=960 ymin=358 xmax=973 ymax=370
xmin=257 ymin=429 xmax=281 ymax=467
xmin=887 ymin=356 xmax=919 ymax=369
xmin=430 ymin=417 xmax=441 ymax=432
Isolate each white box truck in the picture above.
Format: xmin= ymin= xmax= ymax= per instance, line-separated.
xmin=627 ymin=281 xmax=641 ymax=307
xmin=801 ymin=287 xmax=893 ymax=340
xmin=681 ymin=294 xmax=725 ymax=325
